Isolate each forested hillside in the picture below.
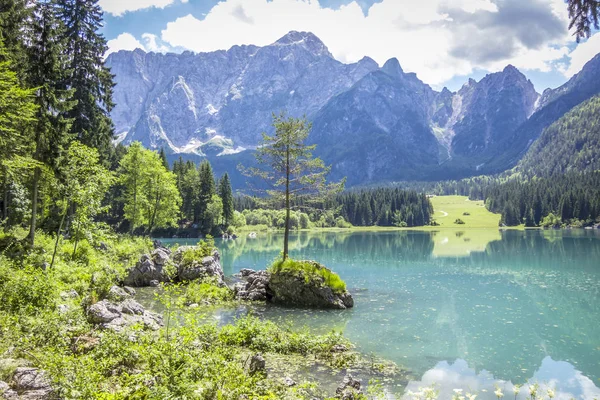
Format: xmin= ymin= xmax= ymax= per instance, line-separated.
xmin=516 ymin=95 xmax=600 ymax=177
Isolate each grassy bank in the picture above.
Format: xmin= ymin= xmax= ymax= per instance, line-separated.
xmin=0 ymin=229 xmax=393 ymax=399
xmin=237 ymin=196 xmax=503 ymax=234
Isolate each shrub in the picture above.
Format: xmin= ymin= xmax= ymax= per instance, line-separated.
xmin=269 ymin=259 xmax=347 ymax=294
xmin=0 ymin=261 xmax=57 ymax=315
xmin=179 ymin=237 xmax=216 ymax=266
xmin=454 ymin=218 xmax=465 ymax=225
xmin=184 ymin=278 xmax=234 ymax=305
xmin=463 ymin=212 xmax=471 ymax=216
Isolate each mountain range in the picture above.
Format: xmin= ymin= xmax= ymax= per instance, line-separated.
xmin=106 ymin=31 xmax=600 ymax=187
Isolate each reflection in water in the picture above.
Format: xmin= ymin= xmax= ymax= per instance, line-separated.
xmin=157 ymin=229 xmax=600 ymax=398
xmin=403 ymin=357 xmax=600 ymax=400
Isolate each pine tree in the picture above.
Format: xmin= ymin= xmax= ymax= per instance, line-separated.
xmin=244 ymin=113 xmax=343 ymax=260
xmin=0 ymin=0 xmax=33 ymax=76
xmin=56 ymin=0 xmax=115 ymax=159
xmin=198 ymin=160 xmax=216 ymax=231
xmin=26 ymin=0 xmax=75 ymax=244
xmin=0 ymin=38 xmax=37 ymax=222
xmin=159 ymin=147 xmax=169 ymax=170
xmin=218 ymin=173 xmax=234 ymax=227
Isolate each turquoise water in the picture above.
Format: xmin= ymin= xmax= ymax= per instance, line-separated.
xmin=160 ymin=230 xmax=600 ymax=399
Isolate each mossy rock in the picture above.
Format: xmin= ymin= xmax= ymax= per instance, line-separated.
xmin=268 ymin=260 xmax=353 ymax=309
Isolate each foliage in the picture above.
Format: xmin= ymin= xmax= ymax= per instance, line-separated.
xmin=516 ymin=95 xmax=600 ymax=178
xmin=183 ymin=277 xmax=234 ymax=305
xmin=236 ymin=187 xmax=433 ymax=228
xmin=58 ymin=142 xmax=115 ymax=256
xmin=454 ymin=218 xmax=465 ymax=225
xmin=485 ymin=172 xmax=600 ymax=227
xmin=218 ymin=172 xmax=235 ymax=226
xmin=269 ymin=258 xmax=347 ymax=294
xmin=118 ymin=142 xmax=181 ymax=234
xmin=178 ymin=237 xmax=217 ymax=267
xmin=0 ymin=230 xmax=371 ymax=399
xmin=56 ymin=0 xmax=115 ymax=160
xmin=568 ymin=0 xmax=600 ymax=41
xmin=541 ymin=212 xmax=562 ymax=228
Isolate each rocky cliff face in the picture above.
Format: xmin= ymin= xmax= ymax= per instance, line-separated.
xmin=450 ymin=65 xmax=539 ymax=158
xmin=310 ymin=58 xmax=441 ymax=184
xmin=106 ymin=31 xmax=599 ymax=186
xmin=106 ymin=31 xmax=379 ymax=155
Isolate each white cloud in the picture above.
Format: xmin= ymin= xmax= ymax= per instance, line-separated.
xmin=564 ymin=32 xmax=600 ymax=77
xmin=142 ymin=33 xmax=171 ymax=53
xmin=99 ymin=0 xmax=177 ymax=16
xmin=105 ymin=33 xmax=145 ymax=57
xmin=158 ymin=0 xmax=572 ymax=87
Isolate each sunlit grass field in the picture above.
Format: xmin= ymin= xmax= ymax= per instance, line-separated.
xmin=428 ymin=195 xmax=501 ymax=229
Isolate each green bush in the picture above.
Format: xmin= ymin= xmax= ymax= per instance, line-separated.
xmin=179 ymin=236 xmax=216 ymax=266
xmin=0 ymin=261 xmax=57 ymax=315
xmin=184 ymin=278 xmax=234 ymax=305
xmin=269 ymin=259 xmax=347 ymax=294
xmin=454 ymin=218 xmax=465 ymax=225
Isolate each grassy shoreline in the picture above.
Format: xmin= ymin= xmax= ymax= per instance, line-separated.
xmin=238 ymin=196 xmax=521 ymax=234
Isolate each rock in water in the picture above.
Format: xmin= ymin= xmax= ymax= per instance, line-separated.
xmin=124 ymin=251 xmax=169 ymax=287
xmin=268 ymin=261 xmax=354 ymax=309
xmin=335 ymin=374 xmax=361 ymax=400
xmin=233 ymin=269 xmax=270 ymax=301
xmin=174 ymin=247 xmax=224 ymax=285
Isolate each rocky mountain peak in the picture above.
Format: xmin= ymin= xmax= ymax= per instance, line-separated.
xmin=381 ymin=57 xmax=404 ymax=77
xmin=272 ymin=31 xmax=333 ymax=58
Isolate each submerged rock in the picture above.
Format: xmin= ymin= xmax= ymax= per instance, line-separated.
xmin=268 ymin=261 xmax=354 ymax=309
xmin=87 ymin=299 xmax=163 ymax=332
xmin=335 ymin=374 xmax=362 ymax=399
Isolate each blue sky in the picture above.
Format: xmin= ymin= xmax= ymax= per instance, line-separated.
xmin=99 ymin=0 xmax=600 ymax=92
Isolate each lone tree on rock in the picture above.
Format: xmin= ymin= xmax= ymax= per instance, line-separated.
xmin=243 ymin=112 xmax=344 ymax=260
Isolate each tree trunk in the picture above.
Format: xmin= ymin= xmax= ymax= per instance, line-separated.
xmin=2 ymin=169 xmax=8 ymax=226
xmin=51 ymin=202 xmax=68 ymax=268
xmin=130 ymin=177 xmax=137 ymax=235
xmin=28 ymin=167 xmax=40 ymax=245
xmin=72 ymin=231 xmax=79 ymax=258
xmin=147 ymin=189 xmax=161 ymax=236
xmin=283 ymin=145 xmax=290 ymax=260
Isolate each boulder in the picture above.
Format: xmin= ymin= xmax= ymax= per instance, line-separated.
xmin=124 ymin=250 xmax=170 ymax=287
xmin=0 ymin=381 xmax=18 ymax=400
xmin=283 ymin=377 xmax=296 ymax=387
xmin=106 ymin=285 xmax=132 ymax=302
xmin=59 ymin=289 xmax=79 ymax=299
xmin=268 ymin=263 xmax=354 ymax=309
xmin=174 ymin=247 xmax=224 ymax=285
xmin=248 ymin=354 xmax=266 ymax=376
xmin=234 ymin=270 xmax=270 ymax=301
xmin=87 ymin=299 xmax=163 ymax=332
xmin=335 ymin=374 xmax=361 ymax=400
xmin=12 ymin=368 xmax=53 ymax=400
xmin=152 ymin=247 xmax=170 ymax=266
